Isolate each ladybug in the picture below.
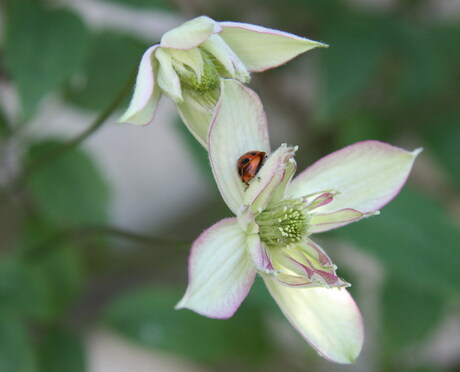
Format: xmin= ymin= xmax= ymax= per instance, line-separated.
xmin=237 ymin=151 xmax=266 ymax=187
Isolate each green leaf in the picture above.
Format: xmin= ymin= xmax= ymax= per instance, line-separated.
xmin=0 ymin=241 xmax=83 ymax=323
xmin=27 ymin=140 xmax=110 ymax=227
xmin=0 ymin=258 xmax=50 ymax=322
xmin=0 ymin=315 xmax=37 ymax=372
xmin=396 ymin=27 xmax=448 ymax=104
xmin=27 ymin=244 xmax=84 ymax=321
xmin=0 ymin=107 xmax=10 ymax=137
xmin=336 ymin=112 xmax=391 ymax=148
xmin=38 ymin=328 xmax=86 ymax=372
xmin=422 ymin=115 xmax=460 ymax=190
xmin=336 ymin=189 xmax=460 ymax=296
xmin=103 ymin=286 xmax=271 ymax=364
xmin=317 ymin=15 xmax=393 ymax=121
xmin=382 ymin=276 xmax=445 ymax=352
xmin=65 ymin=31 xmax=149 ymax=111
xmin=4 ymin=0 xmax=88 ymax=118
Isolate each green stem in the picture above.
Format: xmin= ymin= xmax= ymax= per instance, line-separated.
xmin=0 ymin=67 xmax=137 ymax=205
xmin=26 ymin=225 xmax=190 ymax=262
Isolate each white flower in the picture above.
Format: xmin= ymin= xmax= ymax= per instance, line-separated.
xmin=175 ymin=79 xmax=421 ymax=363
xmin=117 ymin=16 xmax=326 ymax=146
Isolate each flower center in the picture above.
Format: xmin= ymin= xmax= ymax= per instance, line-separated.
xmin=255 ymin=198 xmax=311 ymax=249
xmin=173 ymin=51 xmax=219 ymax=93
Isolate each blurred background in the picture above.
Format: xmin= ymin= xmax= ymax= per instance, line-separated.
xmin=0 ymin=0 xmax=459 ymax=371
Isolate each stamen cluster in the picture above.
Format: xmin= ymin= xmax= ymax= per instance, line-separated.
xmin=256 ymin=198 xmax=310 ymax=249
xmin=173 ymin=51 xmax=220 ymax=93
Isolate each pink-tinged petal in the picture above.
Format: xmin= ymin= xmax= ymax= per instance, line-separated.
xmin=175 ymin=218 xmax=255 ymax=319
xmin=287 ymin=141 xmax=422 ymax=214
xmin=161 ymin=16 xmax=221 ymax=50
xmin=310 ymin=208 xmax=377 ymax=233
xmin=176 ymin=89 xmax=217 ymax=147
xmin=208 ymin=79 xmax=270 ymax=214
xmin=219 ymin=22 xmax=327 ymax=72
xmin=264 ymin=280 xmax=364 ymax=364
xmin=245 ymin=144 xmax=297 ymax=212
xmin=247 ymin=234 xmax=273 ymax=273
xmin=117 ymin=45 xmax=162 ymax=125
xmin=155 ymin=48 xmax=183 ymax=103
xmin=306 ymin=192 xmax=335 ymax=210
xmin=268 ymin=239 xmax=348 ymax=288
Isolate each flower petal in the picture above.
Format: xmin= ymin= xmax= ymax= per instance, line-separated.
xmin=117 ymin=45 xmax=162 ymax=125
xmin=287 ymin=141 xmax=422 ymax=214
xmin=208 ymin=79 xmax=270 ymax=214
xmin=264 ymin=280 xmax=364 ymax=364
xmin=310 ymin=208 xmax=376 ymax=233
xmin=168 ymin=48 xmax=204 ymax=82
xmin=219 ymin=22 xmax=327 ymax=72
xmin=269 ymin=239 xmax=348 ymax=288
xmin=201 ymin=34 xmax=250 ymax=82
xmin=155 ymin=48 xmax=183 ymax=103
xmin=244 ymin=144 xmax=297 ymax=212
xmin=247 ymin=233 xmax=273 ymax=273
xmin=176 ymin=88 xmax=218 ymax=147
xmin=176 ymin=218 xmax=255 ymax=319
xmin=161 ymin=16 xmax=221 ymax=50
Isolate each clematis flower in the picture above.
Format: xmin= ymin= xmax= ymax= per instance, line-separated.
xmin=117 ymin=16 xmax=326 ymax=146
xmin=175 ymin=79 xmax=421 ymax=363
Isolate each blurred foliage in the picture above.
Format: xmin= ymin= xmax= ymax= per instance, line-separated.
xmin=0 ymin=315 xmax=37 ymax=372
xmin=104 ymin=286 xmax=271 ymax=365
xmin=4 ymin=0 xmax=89 ymax=119
xmin=0 ymin=108 xmax=10 ymax=138
xmin=26 ymin=140 xmax=110 ymax=227
xmin=336 ymin=189 xmax=460 ymax=295
xmin=100 ymin=0 xmax=177 ymax=10
xmin=37 ymin=328 xmax=86 ymax=372
xmin=65 ymin=31 xmax=148 ymax=111
xmin=0 ymin=0 xmax=459 ymax=371
xmin=382 ymin=276 xmax=445 ymax=353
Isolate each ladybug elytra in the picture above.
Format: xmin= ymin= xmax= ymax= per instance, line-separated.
xmin=237 ymin=151 xmax=267 ymax=187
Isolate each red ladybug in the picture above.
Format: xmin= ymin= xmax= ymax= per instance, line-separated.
xmin=237 ymin=151 xmax=266 ymax=186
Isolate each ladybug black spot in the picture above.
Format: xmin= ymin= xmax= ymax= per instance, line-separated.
xmin=238 ymin=168 xmax=243 ymax=176
xmin=250 ymin=152 xmax=257 ymax=156
xmin=241 ymin=157 xmax=250 ymax=164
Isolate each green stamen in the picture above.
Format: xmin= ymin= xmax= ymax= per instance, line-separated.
xmin=256 ymin=198 xmax=310 ymax=249
xmin=174 ymin=51 xmax=219 ymax=93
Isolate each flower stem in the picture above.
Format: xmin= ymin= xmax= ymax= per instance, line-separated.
xmin=22 ymin=67 xmax=137 ymax=184
xmin=0 ymin=66 xmax=137 ymax=205
xmin=25 ymin=224 xmax=190 ymax=263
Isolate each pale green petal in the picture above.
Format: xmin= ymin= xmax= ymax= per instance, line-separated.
xmin=208 ymin=79 xmax=270 ymax=214
xmin=287 ymin=141 xmax=422 ymax=214
xmin=244 ymin=144 xmax=297 ymax=212
xmin=155 ymin=48 xmax=183 ymax=103
xmin=176 ymin=218 xmax=255 ymax=319
xmin=176 ymin=88 xmax=218 ymax=147
xmin=264 ymin=279 xmax=364 ymax=364
xmin=246 ymin=233 xmax=272 ymax=272
xmin=161 ymin=16 xmax=221 ymax=50
xmin=310 ymin=208 xmax=374 ymax=233
xmin=201 ymin=34 xmax=250 ymax=82
xmin=117 ymin=45 xmax=162 ymax=125
xmin=169 ymin=48 xmax=204 ymax=82
xmin=219 ymin=22 xmax=327 ymax=72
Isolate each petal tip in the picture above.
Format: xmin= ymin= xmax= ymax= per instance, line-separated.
xmin=411 ymin=147 xmax=423 ymax=157
xmin=174 ymin=297 xmax=187 ymax=311
xmin=316 ymin=41 xmax=329 ymax=48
